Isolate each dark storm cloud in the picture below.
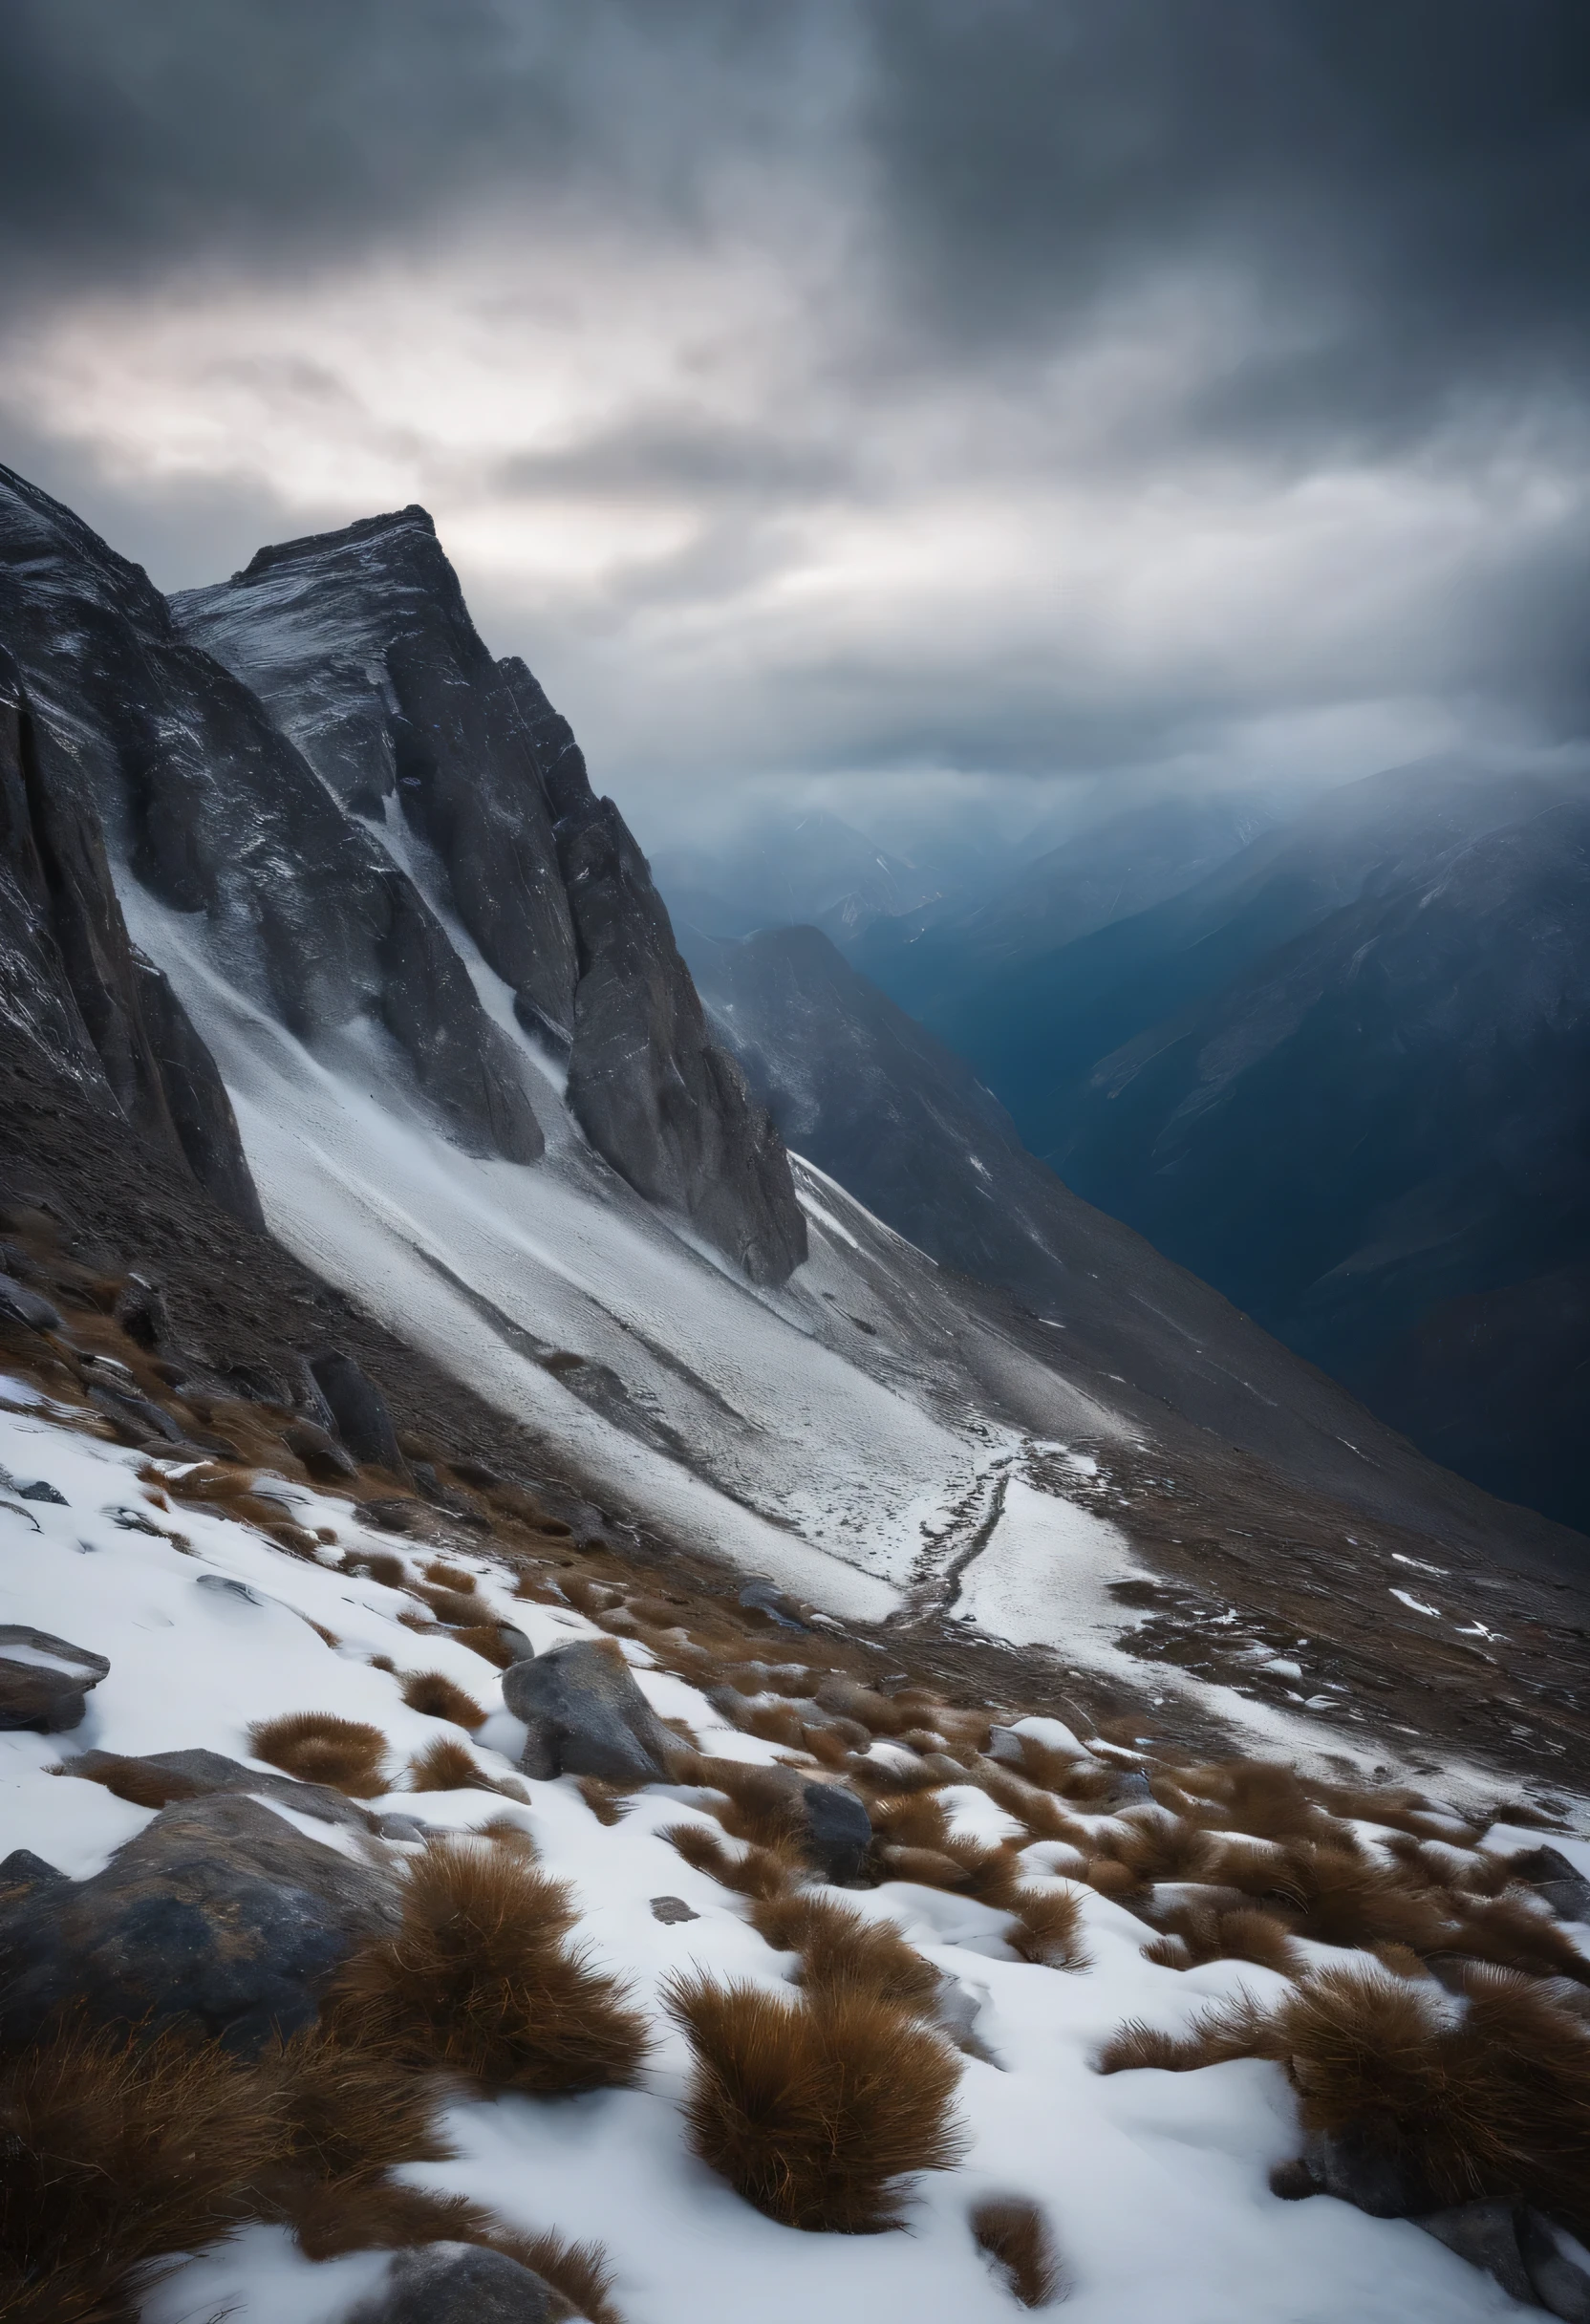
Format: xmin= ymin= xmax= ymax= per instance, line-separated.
xmin=0 ymin=0 xmax=828 ymax=293
xmin=861 ymin=0 xmax=1590 ymax=450
xmin=3 ymin=0 xmax=1588 ymax=808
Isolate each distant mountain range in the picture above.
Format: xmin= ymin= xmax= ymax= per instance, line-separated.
xmin=681 ymin=764 xmax=1590 ymax=1535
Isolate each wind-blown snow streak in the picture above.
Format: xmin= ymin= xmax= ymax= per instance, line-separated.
xmin=123 ymin=886 xmax=1128 ymax=1635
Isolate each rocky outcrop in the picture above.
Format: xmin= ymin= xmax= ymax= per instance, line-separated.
xmin=0 ymin=1790 xmax=398 ymax=2052
xmin=0 ymin=1627 xmax=109 ymax=1732
xmin=0 ymin=465 xmax=541 ymax=1166
xmin=172 ymin=508 xmax=579 ymax=1052
xmin=350 ymin=2243 xmax=565 ymax=2324
xmin=503 ymin=657 xmax=806 ymax=1284
xmin=0 ymin=645 xmax=265 ymax=1225
xmin=503 ymin=1637 xmax=679 ymax=1784
xmin=168 ymin=506 xmax=806 ymax=1284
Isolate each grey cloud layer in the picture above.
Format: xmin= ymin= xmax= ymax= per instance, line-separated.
xmin=3 ymin=0 xmax=1587 ymax=810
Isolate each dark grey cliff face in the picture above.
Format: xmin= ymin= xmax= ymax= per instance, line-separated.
xmin=0 ymin=644 xmax=263 ymax=1226
xmin=171 ymin=509 xmax=578 ymax=1052
xmin=0 ymin=464 xmax=542 ymax=1167
xmin=501 ymin=656 xmax=806 ymax=1286
xmin=169 ymin=508 xmax=805 ymax=1288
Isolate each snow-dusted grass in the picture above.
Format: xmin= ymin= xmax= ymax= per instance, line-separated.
xmin=2 ymin=1393 xmax=1583 ymax=2322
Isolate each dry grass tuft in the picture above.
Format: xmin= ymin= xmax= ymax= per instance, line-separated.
xmin=1095 ymin=1995 xmax=1267 ymax=2077
xmin=329 ymin=1836 xmax=650 ymax=2096
xmin=340 ymin=1547 xmax=410 ymax=1587
xmin=399 ymin=1668 xmax=486 ymax=1728
xmin=666 ymin=1973 xmax=965 ymax=2231
xmin=503 ymin=2229 xmax=623 ymax=2324
xmin=1005 ymin=1883 xmax=1090 ymax=1972
xmin=248 ymin=1711 xmax=391 ymax=1797
xmin=751 ymin=1892 xmax=943 ymax=2012
xmin=664 ymin=1821 xmax=799 ymax=1900
xmin=263 ymin=2025 xmax=450 ymax=2183
xmin=0 ymin=2014 xmax=280 ymax=2323
xmin=423 ymin=1560 xmax=477 ymax=1592
xmin=406 ymin=1737 xmax=516 ymax=1796
xmin=450 ymin=1623 xmax=521 ymax=1669
xmin=971 ymin=2195 xmax=1063 ymax=2307
xmin=1279 ymin=1964 xmax=1590 ymax=2232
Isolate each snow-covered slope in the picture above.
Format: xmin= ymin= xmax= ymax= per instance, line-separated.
xmin=126 ymin=871 xmax=1128 ymax=1634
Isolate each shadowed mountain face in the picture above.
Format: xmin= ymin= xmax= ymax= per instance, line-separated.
xmin=681 ymin=918 xmax=1587 ymax=1563
xmin=853 ymin=792 xmax=1277 ymax=1013
xmin=854 ymin=763 xmax=1590 ymax=1533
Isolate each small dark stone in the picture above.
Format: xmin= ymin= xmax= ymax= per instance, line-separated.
xmin=1417 ymin=2204 xmax=1535 ymax=2304
xmin=195 ymin=1573 xmax=266 ymax=1605
xmin=503 ymin=1636 xmax=678 ymax=1785
xmin=0 ymin=1790 xmax=398 ymax=2053
xmin=1510 ymin=1844 xmax=1590 ymax=1925
xmin=309 ymin=1349 xmax=406 ymax=1473
xmin=87 ymin=1382 xmax=185 ymax=1444
xmin=350 ymin=2241 xmax=560 ymax=2324
xmin=361 ymin=1498 xmax=419 ymax=1534
xmin=17 ymin=1479 xmax=68 ymax=1502
xmin=0 ymin=1848 xmax=67 ymax=1903
xmin=1520 ymin=2210 xmax=1590 ymax=2323
xmin=739 ymin=1576 xmax=811 ymax=1631
xmin=801 ymin=1779 xmax=872 ymax=1884
xmin=651 ymin=1895 xmax=699 ymax=1924
xmin=284 ymin=1418 xmax=359 ymax=1480
xmin=1112 ymin=1770 xmax=1155 ymax=1806
xmin=0 ymin=1271 xmax=61 ymax=1331
xmin=376 ymin=1813 xmax=428 ymax=1843
xmin=0 ymin=1625 xmax=110 ymax=1732
xmin=1300 ymin=2126 xmax=1437 ymax=2220
xmin=113 ymin=1274 xmax=175 ymax=1352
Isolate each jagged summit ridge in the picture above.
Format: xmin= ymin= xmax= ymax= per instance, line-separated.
xmin=172 ymin=504 xmax=806 ymax=1285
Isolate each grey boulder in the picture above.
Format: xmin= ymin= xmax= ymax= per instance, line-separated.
xmin=349 ymin=2242 xmax=565 ymax=2324
xmin=0 ymin=1789 xmax=398 ymax=2053
xmin=1511 ymin=1844 xmax=1590 ymax=1925
xmin=800 ymin=1779 xmax=872 ymax=1884
xmin=309 ymin=1349 xmax=407 ymax=1474
xmin=63 ymin=1744 xmax=376 ymax=1831
xmin=0 ymin=1271 xmax=61 ymax=1331
xmin=503 ymin=1637 xmax=678 ymax=1784
xmin=1419 ymin=2203 xmax=1590 ymax=2319
xmin=0 ymin=1625 xmax=109 ymax=1732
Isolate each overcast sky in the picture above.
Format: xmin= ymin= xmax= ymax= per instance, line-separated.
xmin=3 ymin=1 xmax=1588 ymax=845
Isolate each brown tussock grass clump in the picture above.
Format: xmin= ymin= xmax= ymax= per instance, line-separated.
xmin=972 ymin=2195 xmax=1063 ymax=2307
xmin=0 ymin=2014 xmax=282 ymax=2324
xmin=1095 ymin=1993 xmax=1267 ymax=2077
xmin=1147 ymin=1902 xmax=1301 ymax=1978
xmin=666 ymin=1973 xmax=965 ymax=2232
xmin=407 ymin=1737 xmax=519 ymax=1796
xmin=341 ymin=1547 xmax=410 ymax=1587
xmin=1449 ymin=1892 xmax=1590 ymax=1986
xmin=423 ymin=1560 xmax=477 ymax=1593
xmin=665 ymin=1820 xmax=800 ymax=1900
xmin=1267 ymin=1840 xmax=1453 ymax=1954
xmin=399 ymin=1668 xmax=486 ymax=1728
xmin=878 ymin=1842 xmax=978 ymax=1889
xmin=413 ymin=1582 xmax=488 ymax=1627
xmin=248 ymin=1711 xmax=391 ymax=1797
xmin=751 ymin=1892 xmax=943 ymax=2012
xmin=576 ymin=1776 xmax=634 ymax=1827
xmin=975 ymin=1764 xmax=1093 ymax=1847
xmin=1092 ymin=1813 xmax=1216 ymax=1888
xmin=262 ymin=2025 xmax=450 ymax=2184
xmin=329 ymin=1837 xmax=650 ymax=2096
xmin=451 ymin=1623 xmax=521 ymax=1669
xmin=1282 ymin=1964 xmax=1590 ymax=2233
xmin=1005 ymin=1883 xmax=1090 ymax=1972
xmin=1097 ymin=1961 xmax=1590 ymax=2237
